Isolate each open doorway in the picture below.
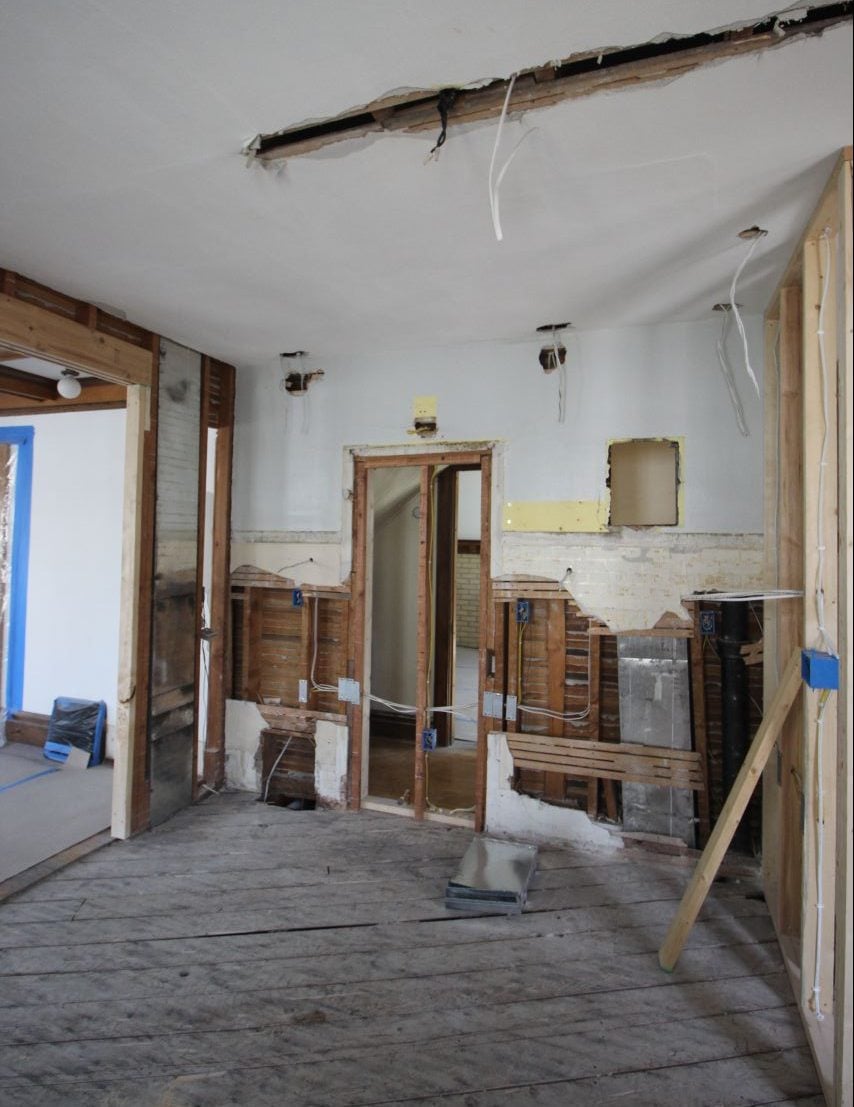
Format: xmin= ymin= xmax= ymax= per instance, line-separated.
xmin=0 ymin=358 xmax=126 ymax=884
xmin=353 ymin=448 xmax=492 ymax=826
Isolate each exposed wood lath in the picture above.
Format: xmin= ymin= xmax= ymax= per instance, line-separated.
xmin=253 ymin=4 xmax=852 ymax=161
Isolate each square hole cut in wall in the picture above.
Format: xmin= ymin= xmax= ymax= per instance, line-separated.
xmin=608 ymin=438 xmax=680 ymax=527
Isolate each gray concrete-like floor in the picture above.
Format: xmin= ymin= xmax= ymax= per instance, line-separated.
xmin=0 ymin=793 xmax=821 ymax=1105
xmin=0 ymin=742 xmax=112 ymax=884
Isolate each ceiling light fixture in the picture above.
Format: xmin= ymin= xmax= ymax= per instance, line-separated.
xmin=56 ymin=368 xmax=82 ymax=399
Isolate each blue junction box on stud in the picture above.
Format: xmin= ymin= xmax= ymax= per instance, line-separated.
xmin=801 ymin=649 xmax=839 ymax=690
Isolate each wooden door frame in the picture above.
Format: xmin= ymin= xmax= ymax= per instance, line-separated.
xmin=0 ymin=270 xmax=236 ymax=838
xmin=348 ymin=445 xmax=493 ymax=827
xmin=0 ymin=274 xmax=155 ymax=839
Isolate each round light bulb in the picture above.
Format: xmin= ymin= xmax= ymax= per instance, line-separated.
xmin=57 ymin=374 xmax=82 ymax=399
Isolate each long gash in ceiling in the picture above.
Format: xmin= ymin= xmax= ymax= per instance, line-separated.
xmin=249 ymin=3 xmax=852 ymax=162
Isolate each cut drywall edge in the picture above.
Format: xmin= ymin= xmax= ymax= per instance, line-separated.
xmin=504 ymin=499 xmax=609 ymax=533
xmin=315 ymin=719 xmax=348 ymax=806
xmin=485 ymin=732 xmax=620 ymax=851
xmin=224 ymin=699 xmax=265 ymax=793
xmin=607 ymin=435 xmax=685 ymax=528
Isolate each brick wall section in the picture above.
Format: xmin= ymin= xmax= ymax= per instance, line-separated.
xmin=455 ymin=553 xmax=480 ymax=648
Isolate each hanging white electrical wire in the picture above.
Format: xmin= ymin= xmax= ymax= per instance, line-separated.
xmin=553 ymin=327 xmax=567 ymax=424
xmin=729 ymin=232 xmax=767 ymax=396
xmin=813 ymin=231 xmax=835 ymax=657
xmin=807 ymin=230 xmax=836 ymax=1024
xmin=715 ymin=307 xmax=750 ymax=437
xmin=488 ymin=74 xmax=536 ymax=242
xmin=810 ymin=689 xmax=830 ymax=1020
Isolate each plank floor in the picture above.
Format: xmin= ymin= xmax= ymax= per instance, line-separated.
xmin=0 ymin=793 xmax=821 ymax=1106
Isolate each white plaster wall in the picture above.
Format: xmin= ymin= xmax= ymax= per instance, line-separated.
xmin=314 ymin=719 xmax=348 ymax=807
xmin=485 ymin=733 xmax=620 ymax=851
xmin=457 ymin=470 xmax=481 ymax=540
xmin=232 ymin=318 xmax=764 ymax=625
xmin=224 ymin=699 xmax=264 ymax=793
xmin=371 ymin=487 xmax=419 ymax=705
xmin=234 ymin=318 xmax=763 ymax=536
xmin=0 ymin=410 xmax=125 ymax=752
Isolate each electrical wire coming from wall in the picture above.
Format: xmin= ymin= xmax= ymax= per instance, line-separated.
xmin=488 ymin=73 xmax=536 ymax=242
xmin=813 ymin=231 xmax=835 ymax=658
xmin=810 ymin=688 xmax=831 ymax=1019
xmin=808 ymin=229 xmax=836 ymax=1022
xmin=729 ymin=229 xmax=768 ymax=397
xmin=553 ymin=327 xmax=567 ymax=424
xmin=715 ymin=305 xmax=750 ymax=437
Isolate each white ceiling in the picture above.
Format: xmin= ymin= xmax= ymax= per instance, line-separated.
xmin=0 ymin=2 xmax=851 ymax=366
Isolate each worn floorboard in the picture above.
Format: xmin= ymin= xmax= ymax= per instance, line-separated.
xmin=0 ymin=793 xmax=820 ymax=1106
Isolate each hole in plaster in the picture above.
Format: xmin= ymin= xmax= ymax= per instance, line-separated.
xmin=608 ymin=439 xmax=680 ymax=527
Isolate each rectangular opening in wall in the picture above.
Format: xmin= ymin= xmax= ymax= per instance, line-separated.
xmin=608 ymin=438 xmax=679 ymax=527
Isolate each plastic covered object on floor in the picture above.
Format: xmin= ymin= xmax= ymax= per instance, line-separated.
xmin=445 ymin=836 xmax=537 ymax=914
xmin=43 ymin=697 xmax=107 ymax=766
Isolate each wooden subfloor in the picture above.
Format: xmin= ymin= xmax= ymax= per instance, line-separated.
xmin=0 ymin=793 xmax=821 ymax=1106
xmin=368 ymin=735 xmax=476 ymax=812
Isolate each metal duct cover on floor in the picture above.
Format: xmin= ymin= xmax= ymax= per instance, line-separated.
xmin=445 ymin=836 xmax=537 ymax=914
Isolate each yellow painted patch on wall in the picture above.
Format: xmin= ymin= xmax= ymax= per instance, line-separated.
xmin=413 ymin=396 xmax=437 ymax=419
xmin=503 ymin=499 xmax=609 ymax=533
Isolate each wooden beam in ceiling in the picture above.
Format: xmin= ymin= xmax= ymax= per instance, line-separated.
xmin=255 ymin=5 xmax=852 ymax=162
xmin=0 ymin=364 xmax=56 ymax=402
xmin=0 ymin=373 xmax=126 ymax=414
xmin=0 ymin=270 xmax=153 ymax=387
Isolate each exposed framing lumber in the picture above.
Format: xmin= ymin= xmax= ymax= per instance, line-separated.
xmin=0 ymin=364 xmax=56 ymax=402
xmin=112 ymin=382 xmax=150 ymax=839
xmin=659 ymin=648 xmax=802 ymax=972
xmin=506 ymin=734 xmax=705 ymax=791
xmin=203 ymin=361 xmax=235 ymax=790
xmin=413 ymin=466 xmax=431 ymax=820
xmin=129 ymin=342 xmax=158 ymax=835
xmin=688 ymin=606 xmax=712 ymax=847
xmin=0 ymin=289 xmax=151 ymax=386
xmin=0 ymin=375 xmax=126 ymax=415
xmin=348 ymin=460 xmax=369 ymax=808
xmin=833 ymin=150 xmax=853 ymax=1107
xmin=545 ymin=600 xmax=568 ymax=805
xmin=474 ymin=450 xmax=492 ymax=832
xmin=255 ymin=6 xmax=851 ymax=162
xmin=432 ymin=467 xmax=457 ymax=747
xmin=800 ymin=232 xmax=839 ymax=1027
xmin=763 ymin=152 xmax=852 ymax=1107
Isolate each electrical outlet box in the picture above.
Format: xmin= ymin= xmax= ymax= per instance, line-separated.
xmin=337 ymin=677 xmax=361 ymax=704
xmin=505 ymin=694 xmax=517 ymax=722
xmin=422 ymin=728 xmax=437 ymax=751
xmin=801 ymin=649 xmax=839 ymax=690
xmin=298 ymin=679 xmax=308 ymax=703
xmin=292 ymin=588 xmax=303 ymax=608
xmin=516 ymin=599 xmax=530 ymax=624
xmin=482 ymin=691 xmax=502 ymax=719
xmin=699 ymin=611 xmax=716 ymax=636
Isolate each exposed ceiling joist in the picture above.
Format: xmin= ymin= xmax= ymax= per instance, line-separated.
xmin=0 ymin=364 xmax=56 ymax=401
xmin=253 ymin=3 xmax=852 ymax=162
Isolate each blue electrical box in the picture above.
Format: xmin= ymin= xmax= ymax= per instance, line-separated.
xmin=292 ymin=588 xmax=303 ymax=608
xmin=516 ymin=599 xmax=530 ymax=624
xmin=801 ymin=649 xmax=839 ymax=690
xmin=422 ymin=728 xmax=437 ymax=751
